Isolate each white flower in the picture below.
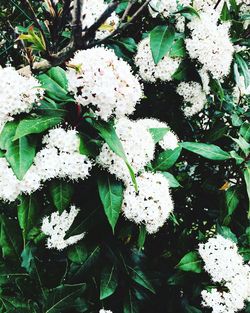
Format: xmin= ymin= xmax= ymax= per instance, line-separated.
xmin=42 ymin=128 xmax=80 ymax=153
xmin=177 ymin=81 xmax=207 ymax=117
xmin=41 ymin=205 xmax=85 ymax=250
xmin=198 ymin=68 xmax=210 ymax=95
xmin=135 ymin=37 xmax=181 ymax=82
xmin=99 ymin=310 xmax=113 ymax=313
xmin=122 ymin=172 xmax=174 ymax=233
xmin=0 ymin=67 xmax=43 ymax=132
xmin=149 ymin=0 xmax=191 ymax=18
xmin=137 ymin=118 xmax=179 ymax=150
xmin=0 ymin=128 xmax=92 ymax=202
xmin=97 ymin=118 xmax=155 ymax=184
xmin=67 ymin=47 xmax=143 ymax=121
xmin=0 ymin=158 xmax=20 ymax=202
xmin=199 ymin=235 xmax=250 ymax=313
xmin=185 ymin=9 xmax=234 ymax=80
xmin=80 ymin=0 xmax=119 ymax=39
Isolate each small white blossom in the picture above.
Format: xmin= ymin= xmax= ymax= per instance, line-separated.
xmin=41 ymin=205 xmax=85 ymax=250
xmin=185 ymin=9 xmax=234 ymax=80
xmin=149 ymin=0 xmax=191 ymax=18
xmin=199 ymin=235 xmax=250 ymax=313
xmin=135 ymin=37 xmax=181 ymax=82
xmin=97 ymin=118 xmax=155 ymax=184
xmin=67 ymin=47 xmax=143 ymax=121
xmin=177 ymin=81 xmax=207 ymax=117
xmin=0 ymin=67 xmax=43 ymax=132
xmin=0 ymin=158 xmax=20 ymax=202
xmin=99 ymin=310 xmax=113 ymax=313
xmin=122 ymin=172 xmax=174 ymax=233
xmin=137 ymin=118 xmax=179 ymax=150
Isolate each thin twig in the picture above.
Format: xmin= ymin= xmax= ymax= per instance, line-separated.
xmin=214 ymin=0 xmax=222 ymax=9
xmin=82 ymin=0 xmax=119 ymax=45
xmin=86 ymin=0 xmax=151 ymax=48
xmin=72 ymin=0 xmax=84 ymax=47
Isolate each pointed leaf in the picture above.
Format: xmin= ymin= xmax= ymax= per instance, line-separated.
xmin=50 ymin=181 xmax=74 ymax=214
xmin=100 ymin=264 xmax=118 ymax=300
xmin=152 ymin=146 xmax=182 ymax=171
xmin=176 ymin=251 xmax=202 ymax=273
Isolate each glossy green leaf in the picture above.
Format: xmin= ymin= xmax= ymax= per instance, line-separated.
xmin=152 ymin=146 xmax=182 ymax=171
xmin=161 ymin=172 xmax=182 ymax=188
xmin=50 ymin=181 xmax=74 ymax=214
xmin=225 ymin=187 xmax=239 ymax=215
xmin=176 ymin=251 xmax=202 ymax=273
xmin=0 ymin=121 xmax=18 ymax=150
xmin=181 ymin=142 xmax=230 ymax=161
xmin=68 ymin=244 xmax=88 ymax=264
xmin=150 ymin=25 xmax=175 ymax=64
xmin=100 ymin=264 xmax=118 ymax=300
xmin=5 ymin=136 xmax=36 ymax=180
xmin=130 ymin=267 xmax=155 ymax=293
xmin=149 ymin=127 xmax=169 ymax=144
xmin=14 ymin=116 xmax=63 ymax=140
xmin=240 ymin=122 xmax=250 ymax=142
xmin=98 ymin=175 xmax=124 ymax=232
xmin=244 ymin=167 xmax=250 ymax=218
xmin=169 ymin=38 xmax=186 ymax=58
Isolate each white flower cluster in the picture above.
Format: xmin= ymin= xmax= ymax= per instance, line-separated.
xmin=0 ymin=128 xmax=92 ymax=202
xmin=41 ymin=205 xmax=85 ymax=250
xmin=81 ymin=0 xmax=119 ymax=39
xmin=199 ymin=235 xmax=250 ymax=313
xmin=135 ymin=37 xmax=181 ymax=82
xmin=148 ymin=0 xmax=191 ymax=18
xmin=122 ymin=172 xmax=174 ymax=233
xmin=0 ymin=67 xmax=42 ymax=132
xmin=176 ymin=81 xmax=207 ymax=117
xmin=99 ymin=310 xmax=112 ymax=313
xmin=97 ymin=117 xmax=155 ymax=184
xmin=67 ymin=47 xmax=143 ymax=121
xmin=185 ymin=9 xmax=234 ymax=80
xmin=137 ymin=118 xmax=179 ymax=150
xmin=97 ymin=117 xmax=179 ymax=182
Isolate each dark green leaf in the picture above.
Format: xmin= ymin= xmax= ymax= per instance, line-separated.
xmin=5 ymin=136 xmax=36 ymax=180
xmin=50 ymin=181 xmax=74 ymax=214
xmin=169 ymin=38 xmax=186 ymax=58
xmin=161 ymin=172 xmax=182 ymax=188
xmin=100 ymin=264 xmax=118 ymax=300
xmin=176 ymin=6 xmax=200 ymax=20
xmin=150 ymin=25 xmax=175 ymax=64
xmin=181 ymin=142 xmax=230 ymax=161
xmin=152 ymin=146 xmax=182 ymax=171
xmin=130 ymin=267 xmax=155 ymax=293
xmin=98 ymin=175 xmax=124 ymax=232
xmin=240 ymin=122 xmax=250 ymax=142
xmin=235 ymin=53 xmax=250 ymax=88
xmin=217 ymin=226 xmax=238 ymax=243
xmin=0 ymin=121 xmax=18 ymax=150
xmin=225 ymin=187 xmax=239 ymax=215
xmin=220 ymin=2 xmax=231 ymax=21
xmin=68 ymin=244 xmax=88 ymax=264
xmin=176 ymin=251 xmax=202 ymax=273
xmin=123 ymin=289 xmax=139 ymax=313
xmin=244 ymin=167 xmax=250 ymax=218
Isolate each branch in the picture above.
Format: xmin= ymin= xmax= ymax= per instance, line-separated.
xmin=86 ymin=0 xmax=151 ymax=48
xmin=72 ymin=0 xmax=84 ymax=46
xmin=214 ymin=0 xmax=222 ymax=9
xmin=82 ymin=0 xmax=119 ymax=44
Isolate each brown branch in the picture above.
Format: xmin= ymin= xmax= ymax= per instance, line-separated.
xmin=72 ymin=0 xmax=84 ymax=47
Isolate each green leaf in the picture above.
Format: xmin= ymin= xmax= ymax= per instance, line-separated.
xmin=244 ymin=167 xmax=250 ymax=218
xmin=235 ymin=53 xmax=250 ymax=88
xmin=18 ymin=195 xmax=39 ymax=241
xmin=50 ymin=181 xmax=74 ymax=214
xmin=169 ymin=38 xmax=186 ymax=58
xmin=68 ymin=244 xmax=88 ymax=264
xmin=36 ymin=99 xmax=67 ymax=117
xmin=14 ymin=116 xmax=63 ymax=140
xmin=47 ymin=66 xmax=68 ymax=90
xmin=225 ymin=187 xmax=239 ymax=215
xmin=176 ymin=6 xmax=200 ymax=20
xmin=44 ymin=283 xmax=86 ymax=313
xmin=5 ymin=136 xmax=36 ymax=180
xmin=123 ymin=289 xmax=139 ymax=313
xmin=149 ymin=127 xmax=169 ymax=144
xmin=172 ymin=60 xmax=188 ymax=80
xmin=98 ymin=175 xmax=124 ymax=232
xmin=230 ymin=151 xmax=244 ymax=165
xmin=137 ymin=225 xmax=147 ymax=249
xmin=181 ymin=142 xmax=231 ymax=161
xmin=176 ymin=251 xmax=202 ymax=273
xmin=217 ymin=226 xmax=238 ymax=243
xmin=185 ymin=305 xmax=202 ymax=313
xmin=0 ymin=215 xmax=22 ymax=261
xmin=0 ymin=121 xmax=18 ymax=150
xmin=152 ymin=146 xmax=182 ymax=171
xmin=150 ymin=25 xmax=175 ymax=64
xmin=21 ymin=243 xmax=36 ymax=273
xmin=240 ymin=122 xmax=250 ymax=142
xmin=161 ymin=172 xmax=181 ymax=188
xmin=220 ymin=2 xmax=231 ymax=21
xmin=129 ymin=267 xmax=156 ymax=294
xmin=87 ymin=118 xmax=137 ymax=190
xmin=100 ymin=264 xmax=118 ymax=300
xmin=231 ymin=135 xmax=250 ymax=156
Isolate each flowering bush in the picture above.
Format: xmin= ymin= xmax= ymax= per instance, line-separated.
xmin=0 ymin=0 xmax=249 ymax=312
